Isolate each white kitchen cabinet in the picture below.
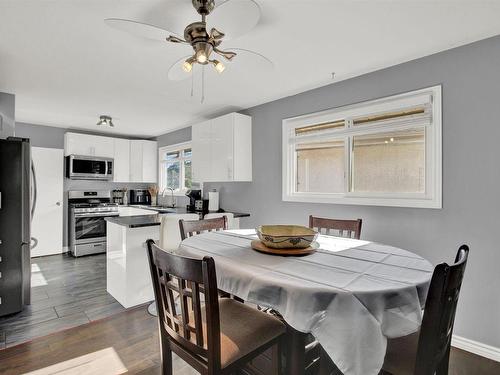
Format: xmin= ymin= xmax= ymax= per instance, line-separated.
xmin=191 ymin=120 xmax=212 ymax=183
xmin=129 ymin=140 xmax=158 ymax=183
xmin=64 ymin=132 xmax=114 ymax=158
xmin=192 ymin=113 xmax=252 ymax=183
xmin=64 ymin=132 xmax=157 ymax=183
xmin=113 ymin=138 xmax=130 ymax=182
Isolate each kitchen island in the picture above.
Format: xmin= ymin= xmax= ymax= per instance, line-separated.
xmin=105 ymin=209 xmax=250 ymax=309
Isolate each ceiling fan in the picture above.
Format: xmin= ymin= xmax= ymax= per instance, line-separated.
xmin=105 ymin=0 xmax=272 ymax=99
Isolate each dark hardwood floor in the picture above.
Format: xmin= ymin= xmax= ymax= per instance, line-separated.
xmin=0 ymin=253 xmax=126 ymax=349
xmin=0 ymin=305 xmax=498 ymax=374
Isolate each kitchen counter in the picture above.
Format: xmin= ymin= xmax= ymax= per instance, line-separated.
xmin=106 ymin=214 xmax=162 ymax=228
xmin=105 ymin=207 xmax=250 ymax=308
xmin=106 ymin=208 xmax=250 ymax=228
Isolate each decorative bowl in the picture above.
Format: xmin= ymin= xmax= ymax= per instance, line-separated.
xmin=256 ymin=225 xmax=318 ymax=249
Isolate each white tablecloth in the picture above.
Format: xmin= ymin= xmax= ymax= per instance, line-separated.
xmin=177 ymin=230 xmax=433 ymax=375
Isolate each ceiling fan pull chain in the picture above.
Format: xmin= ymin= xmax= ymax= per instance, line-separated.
xmin=190 ymin=72 xmax=194 ymax=98
xmin=201 ymin=65 xmax=205 ymax=104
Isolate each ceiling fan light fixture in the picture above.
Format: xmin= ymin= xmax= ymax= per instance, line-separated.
xmin=195 ymin=50 xmax=208 ymax=64
xmin=182 ymin=59 xmax=193 ymax=73
xmin=194 ymin=42 xmax=212 ymax=64
xmin=212 ymin=59 xmax=225 ymax=73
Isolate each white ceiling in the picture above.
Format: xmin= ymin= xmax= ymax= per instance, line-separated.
xmin=1 ymin=0 xmax=500 ymax=137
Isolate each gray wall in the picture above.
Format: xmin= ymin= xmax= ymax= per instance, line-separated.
xmin=0 ymin=92 xmax=15 ymax=138
xmin=15 ymin=122 xmax=150 ymax=246
xmin=161 ymin=36 xmax=500 ymax=349
xmin=156 ymin=126 xmax=191 ymax=148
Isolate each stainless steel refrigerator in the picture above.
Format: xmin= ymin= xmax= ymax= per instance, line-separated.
xmin=0 ymin=137 xmax=33 ymax=316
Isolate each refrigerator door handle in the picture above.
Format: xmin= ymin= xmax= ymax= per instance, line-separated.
xmin=30 ymin=159 xmax=37 ymax=220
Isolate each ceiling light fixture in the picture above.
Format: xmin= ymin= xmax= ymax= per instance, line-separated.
xmin=105 ymin=0 xmax=273 ymax=103
xmin=182 ymin=57 xmax=195 ymax=72
xmin=97 ymin=115 xmax=114 ymax=127
xmin=212 ymin=59 xmax=225 ymax=73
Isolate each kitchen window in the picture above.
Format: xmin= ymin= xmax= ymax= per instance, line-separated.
xmin=159 ymin=142 xmax=192 ymax=193
xmin=282 ymin=86 xmax=442 ymax=208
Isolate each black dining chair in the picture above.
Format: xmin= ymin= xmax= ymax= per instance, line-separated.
xmin=382 ymin=244 xmax=470 ymax=375
xmin=146 ymin=239 xmax=287 ymax=375
xmin=179 ymin=216 xmax=228 ymax=241
xmin=309 ymin=215 xmax=363 ymax=239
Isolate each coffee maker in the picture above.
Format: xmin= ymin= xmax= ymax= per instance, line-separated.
xmin=185 ymin=189 xmax=207 ymax=212
xmin=112 ymin=189 xmax=125 ymax=205
xmin=130 ymin=189 xmax=151 ymax=205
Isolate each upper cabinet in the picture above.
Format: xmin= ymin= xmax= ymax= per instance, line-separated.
xmin=64 ymin=132 xmax=158 ymax=183
xmin=64 ymin=133 xmax=114 ymax=158
xmin=113 ymin=138 xmax=131 ymax=182
xmin=192 ymin=113 xmax=252 ymax=183
xmin=129 ymin=140 xmax=158 ymax=183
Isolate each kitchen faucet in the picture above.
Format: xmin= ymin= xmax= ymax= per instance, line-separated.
xmin=162 ymin=187 xmax=176 ymax=208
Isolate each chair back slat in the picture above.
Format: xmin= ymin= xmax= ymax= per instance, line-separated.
xmin=179 ymin=216 xmax=228 ymax=240
xmin=146 ymin=239 xmax=222 ymax=372
xmin=191 ymin=282 xmax=204 ymax=347
xmin=414 ymin=245 xmax=469 ymax=375
xmin=309 ymin=215 xmax=362 ymax=239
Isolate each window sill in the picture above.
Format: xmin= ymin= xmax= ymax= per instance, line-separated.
xmin=282 ymin=193 xmax=442 ymax=209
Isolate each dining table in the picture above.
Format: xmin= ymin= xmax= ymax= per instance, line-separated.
xmin=177 ymin=229 xmax=433 ymax=375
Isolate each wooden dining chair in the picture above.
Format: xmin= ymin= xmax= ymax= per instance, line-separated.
xmin=146 ymin=239 xmax=287 ymax=375
xmin=179 ymin=216 xmax=228 ymax=241
xmin=309 ymin=215 xmax=362 ymax=239
xmin=382 ymin=244 xmax=470 ymax=375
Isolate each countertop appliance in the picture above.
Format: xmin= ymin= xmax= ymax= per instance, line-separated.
xmin=194 ymin=199 xmax=209 ymax=212
xmin=185 ymin=189 xmax=202 ymax=211
xmin=66 ymin=154 xmax=113 ymax=181
xmin=68 ymin=190 xmax=119 ymax=257
xmin=112 ymin=189 xmax=126 ymax=205
xmin=0 ymin=137 xmax=33 ymax=316
xmin=129 ymin=189 xmax=151 ymax=205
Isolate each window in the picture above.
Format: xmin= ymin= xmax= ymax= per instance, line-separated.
xmin=159 ymin=142 xmax=192 ymax=193
xmin=282 ymin=86 xmax=442 ymax=208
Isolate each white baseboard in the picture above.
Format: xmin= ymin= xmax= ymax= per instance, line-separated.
xmin=63 ymin=246 xmax=69 ymax=253
xmin=452 ymin=335 xmax=500 ymax=362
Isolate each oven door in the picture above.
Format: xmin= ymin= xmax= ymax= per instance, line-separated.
xmin=72 ymin=212 xmax=116 ymax=244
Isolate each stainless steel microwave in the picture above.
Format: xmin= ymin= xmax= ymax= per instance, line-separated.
xmin=66 ymin=155 xmax=113 ymax=180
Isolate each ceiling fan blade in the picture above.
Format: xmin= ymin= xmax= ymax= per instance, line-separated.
xmin=166 ymin=35 xmax=188 ymax=44
xmin=213 ymin=47 xmax=237 ymax=61
xmin=105 ymin=18 xmax=182 ymax=42
xmin=167 ymin=55 xmax=194 ymax=81
xmin=223 ymin=48 xmax=273 ymax=71
xmin=209 ymin=0 xmax=261 ymax=41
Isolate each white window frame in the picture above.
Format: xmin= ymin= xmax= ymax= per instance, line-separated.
xmin=158 ymin=141 xmax=192 ymax=196
xmin=282 ymin=85 xmax=442 ymax=209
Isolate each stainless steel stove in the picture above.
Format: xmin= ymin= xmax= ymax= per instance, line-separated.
xmin=68 ymin=191 xmax=119 ymax=257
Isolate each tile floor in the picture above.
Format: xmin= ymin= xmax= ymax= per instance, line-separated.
xmin=0 ymin=253 xmax=126 ymax=348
